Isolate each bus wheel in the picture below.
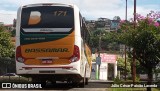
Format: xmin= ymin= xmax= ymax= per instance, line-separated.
xmin=85 ymin=78 xmax=88 ymax=85
xmin=80 ymin=67 xmax=86 ymax=87
xmin=40 ymin=81 xmax=46 ymax=88
xmin=72 ymin=81 xmax=78 ymax=87
xmin=32 ymin=77 xmax=46 ymax=87
xmin=79 ymin=77 xmax=85 ymax=87
xmin=67 ymin=78 xmax=72 ymax=84
xmin=51 ymin=81 xmax=56 ymax=85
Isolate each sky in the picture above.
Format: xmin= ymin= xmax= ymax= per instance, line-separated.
xmin=0 ymin=0 xmax=160 ymax=24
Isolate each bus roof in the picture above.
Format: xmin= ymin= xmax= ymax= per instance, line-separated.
xmin=23 ymin=3 xmax=74 ymax=8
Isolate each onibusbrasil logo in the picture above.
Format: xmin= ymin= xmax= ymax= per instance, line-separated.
xmin=1 ymin=83 xmax=42 ymax=89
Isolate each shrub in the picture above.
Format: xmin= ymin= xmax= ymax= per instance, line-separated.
xmin=113 ymin=76 xmax=122 ymax=84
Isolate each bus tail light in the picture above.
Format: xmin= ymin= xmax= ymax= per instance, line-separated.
xmin=16 ymin=46 xmax=25 ymax=63
xmin=70 ymin=45 xmax=80 ymax=62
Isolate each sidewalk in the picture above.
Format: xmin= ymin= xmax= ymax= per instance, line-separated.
xmin=89 ymin=79 xmax=114 ymax=83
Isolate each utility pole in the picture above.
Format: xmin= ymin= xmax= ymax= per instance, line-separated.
xmin=98 ymin=32 xmax=102 ymax=55
xmin=98 ymin=31 xmax=102 ymax=79
xmin=124 ymin=0 xmax=127 ymax=81
xmin=133 ymin=0 xmax=136 ymax=84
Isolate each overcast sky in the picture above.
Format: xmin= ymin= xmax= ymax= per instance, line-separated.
xmin=0 ymin=0 xmax=160 ymax=24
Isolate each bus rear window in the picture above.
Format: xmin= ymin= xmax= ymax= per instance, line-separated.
xmin=21 ymin=6 xmax=74 ymax=33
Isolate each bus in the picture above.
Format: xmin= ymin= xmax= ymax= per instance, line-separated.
xmin=16 ymin=3 xmax=92 ymax=87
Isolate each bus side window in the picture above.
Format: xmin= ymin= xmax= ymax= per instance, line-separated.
xmin=80 ymin=13 xmax=85 ymax=40
xmin=86 ymin=29 xmax=90 ymax=44
xmin=83 ymin=21 xmax=86 ymax=42
xmin=80 ymin=13 xmax=90 ymax=45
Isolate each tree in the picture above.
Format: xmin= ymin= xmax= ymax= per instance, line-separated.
xmin=90 ymin=29 xmax=106 ymax=48
xmin=90 ymin=29 xmax=120 ymax=52
xmin=0 ymin=25 xmax=14 ymax=57
xmin=113 ymin=16 xmax=121 ymax=21
xmin=0 ymin=25 xmax=14 ymax=74
xmin=11 ymin=29 xmax=16 ymax=37
xmin=117 ymin=57 xmax=131 ymax=76
xmin=119 ymin=11 xmax=160 ymax=91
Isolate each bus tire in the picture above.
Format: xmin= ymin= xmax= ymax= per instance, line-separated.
xmin=32 ymin=77 xmax=46 ymax=87
xmin=80 ymin=66 xmax=87 ymax=87
xmin=51 ymin=81 xmax=56 ymax=85
xmin=40 ymin=81 xmax=46 ymax=88
xmin=85 ymin=78 xmax=88 ymax=85
xmin=79 ymin=77 xmax=85 ymax=87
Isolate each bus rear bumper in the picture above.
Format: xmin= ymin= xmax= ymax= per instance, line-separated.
xmin=17 ymin=66 xmax=79 ymax=75
xmin=16 ymin=66 xmax=82 ymax=82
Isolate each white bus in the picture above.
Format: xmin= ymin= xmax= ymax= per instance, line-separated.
xmin=15 ymin=3 xmax=92 ymax=87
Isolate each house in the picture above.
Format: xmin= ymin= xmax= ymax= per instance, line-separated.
xmin=3 ymin=24 xmax=14 ymax=32
xmin=86 ymin=17 xmax=120 ymax=32
xmin=110 ymin=20 xmax=120 ymax=31
xmin=86 ymin=20 xmax=96 ymax=31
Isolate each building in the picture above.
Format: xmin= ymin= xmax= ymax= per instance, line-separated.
xmin=4 ymin=24 xmax=14 ymax=32
xmin=86 ymin=20 xmax=96 ymax=31
xmin=86 ymin=17 xmax=120 ymax=32
xmin=110 ymin=20 xmax=120 ymax=31
xmin=91 ymin=53 xmax=118 ymax=80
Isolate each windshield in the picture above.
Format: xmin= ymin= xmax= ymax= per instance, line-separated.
xmin=21 ymin=6 xmax=74 ymax=34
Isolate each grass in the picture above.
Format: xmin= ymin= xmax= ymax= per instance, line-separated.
xmin=108 ymin=88 xmax=160 ymax=91
xmin=0 ymin=76 xmax=31 ymax=83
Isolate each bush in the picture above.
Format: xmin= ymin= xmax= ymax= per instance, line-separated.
xmin=135 ymin=75 xmax=140 ymax=83
xmin=127 ymin=76 xmax=132 ymax=80
xmin=113 ymin=76 xmax=122 ymax=84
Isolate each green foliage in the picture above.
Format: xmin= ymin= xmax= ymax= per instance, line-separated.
xmin=119 ymin=12 xmax=160 ymax=90
xmin=154 ymin=68 xmax=160 ymax=74
xmin=90 ymin=29 xmax=120 ymax=51
xmin=135 ymin=75 xmax=140 ymax=83
xmin=117 ymin=57 xmax=131 ymax=73
xmin=127 ymin=50 xmax=147 ymax=74
xmin=108 ymin=88 xmax=160 ymax=91
xmin=0 ymin=26 xmax=14 ymax=58
xmin=113 ymin=16 xmax=121 ymax=21
xmin=119 ymin=11 xmax=160 ymax=69
xmin=135 ymin=60 xmax=147 ymax=74
xmin=154 ymin=67 xmax=160 ymax=81
xmin=125 ymin=75 xmax=140 ymax=83
xmin=113 ymin=76 xmax=122 ymax=84
xmin=0 ymin=26 xmax=15 ymax=75
xmin=11 ymin=29 xmax=16 ymax=37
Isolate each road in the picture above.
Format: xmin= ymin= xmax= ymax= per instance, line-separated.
xmin=44 ymin=80 xmax=113 ymax=88
xmin=0 ymin=80 xmax=113 ymax=91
